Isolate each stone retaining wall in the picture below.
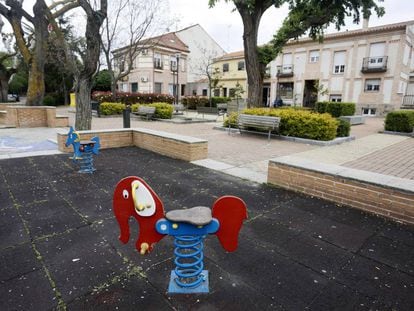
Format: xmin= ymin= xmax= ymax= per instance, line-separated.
xmin=0 ymin=105 xmax=68 ymax=128
xmin=268 ymin=156 xmax=414 ymax=224
xmin=57 ymin=128 xmax=208 ymax=162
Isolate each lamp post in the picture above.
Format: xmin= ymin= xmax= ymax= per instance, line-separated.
xmin=175 ymin=53 xmax=180 ymax=105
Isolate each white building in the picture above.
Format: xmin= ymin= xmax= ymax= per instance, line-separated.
xmin=269 ymin=20 xmax=414 ymax=115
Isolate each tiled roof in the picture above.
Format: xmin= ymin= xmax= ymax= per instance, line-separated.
xmin=148 ymin=32 xmax=189 ymax=53
xmin=214 ymin=50 xmax=244 ymax=61
xmin=287 ymin=20 xmax=414 ymax=45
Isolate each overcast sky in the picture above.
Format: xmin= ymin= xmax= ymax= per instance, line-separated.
xmin=169 ymin=0 xmax=414 ymax=53
xmin=2 ymin=0 xmax=414 ymax=53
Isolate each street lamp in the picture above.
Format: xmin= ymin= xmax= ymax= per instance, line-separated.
xmin=175 ymin=53 xmax=181 ymax=105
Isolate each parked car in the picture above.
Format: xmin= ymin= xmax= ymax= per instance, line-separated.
xmin=7 ymin=94 xmax=19 ymax=102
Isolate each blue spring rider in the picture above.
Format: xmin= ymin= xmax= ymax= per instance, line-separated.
xmin=65 ymin=127 xmax=100 ymax=173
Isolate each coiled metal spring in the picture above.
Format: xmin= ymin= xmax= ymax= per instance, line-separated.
xmin=78 ymin=151 xmax=95 ymax=173
xmin=173 ymin=235 xmax=205 ymax=288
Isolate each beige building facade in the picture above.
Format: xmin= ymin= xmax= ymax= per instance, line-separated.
xmin=212 ymin=51 xmax=248 ymax=99
xmin=114 ymin=33 xmax=189 ymax=99
xmin=270 ymin=20 xmax=414 ymax=115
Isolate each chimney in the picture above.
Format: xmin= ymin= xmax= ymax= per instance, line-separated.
xmin=362 ymin=17 xmax=369 ymax=30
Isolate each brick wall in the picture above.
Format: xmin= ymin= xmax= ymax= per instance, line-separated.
xmin=57 ymin=128 xmax=208 ymax=162
xmin=268 ymin=157 xmax=414 ymax=225
xmin=0 ymin=106 xmax=68 ymax=128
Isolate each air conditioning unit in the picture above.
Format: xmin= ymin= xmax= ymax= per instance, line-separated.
xmin=141 ymin=77 xmax=148 ymax=82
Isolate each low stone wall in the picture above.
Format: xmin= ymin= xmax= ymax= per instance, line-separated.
xmin=0 ymin=105 xmax=68 ymax=128
xmin=57 ymin=128 xmax=208 ymax=162
xmin=268 ymin=156 xmax=414 ymax=225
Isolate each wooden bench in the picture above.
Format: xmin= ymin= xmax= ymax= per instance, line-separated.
xmin=237 ymin=114 xmax=281 ymax=141
xmin=134 ymin=106 xmax=156 ymax=120
xmin=196 ymin=105 xmax=227 ymax=119
xmin=217 ymin=103 xmax=228 ymax=114
xmin=173 ymin=104 xmax=185 ymax=114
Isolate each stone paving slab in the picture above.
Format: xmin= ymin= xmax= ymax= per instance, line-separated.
xmin=1 ymin=147 xmax=413 ymax=310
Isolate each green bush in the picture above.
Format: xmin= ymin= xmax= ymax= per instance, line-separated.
xmin=385 ymin=110 xmax=414 ymax=133
xmin=131 ymin=102 xmax=173 ymax=119
xmin=181 ymin=96 xmax=209 ymax=109
xmin=336 ymin=118 xmax=351 ymax=137
xmin=92 ymin=91 xmax=174 ymax=105
xmin=233 ymin=108 xmax=338 ymax=141
xmin=100 ymin=102 xmax=125 ymax=115
xmin=315 ymin=101 xmax=355 ymax=117
xmin=223 ymin=112 xmax=239 ymax=128
xmin=43 ymin=94 xmax=56 ymax=106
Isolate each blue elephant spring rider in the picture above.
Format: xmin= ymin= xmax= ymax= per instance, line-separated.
xmin=65 ymin=127 xmax=100 ymax=173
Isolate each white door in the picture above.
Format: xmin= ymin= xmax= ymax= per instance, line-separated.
xmin=282 ymin=53 xmax=293 ymax=72
xmin=369 ymin=42 xmax=385 ymax=68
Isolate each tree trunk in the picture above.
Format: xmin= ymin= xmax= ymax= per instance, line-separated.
xmin=26 ymin=0 xmax=48 ymax=106
xmin=75 ymin=77 xmax=92 ymax=130
xmin=26 ymin=58 xmax=45 ymax=106
xmin=0 ymin=77 xmax=8 ymax=102
xmin=240 ymin=10 xmax=264 ymax=108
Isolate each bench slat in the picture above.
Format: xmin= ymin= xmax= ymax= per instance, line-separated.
xmin=237 ymin=114 xmax=281 ymax=141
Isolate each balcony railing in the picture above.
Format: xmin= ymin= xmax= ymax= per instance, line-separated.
xmin=402 ymin=95 xmax=414 ymax=108
xmin=154 ymin=61 xmax=163 ymax=70
xmin=361 ymin=56 xmax=388 ymax=73
xmin=276 ymin=65 xmax=294 ymax=77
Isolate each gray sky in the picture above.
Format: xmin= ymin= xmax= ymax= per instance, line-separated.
xmin=2 ymin=0 xmax=414 ymax=53
xmin=170 ymin=0 xmax=414 ymax=53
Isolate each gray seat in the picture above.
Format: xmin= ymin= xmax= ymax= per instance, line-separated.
xmin=165 ymin=206 xmax=212 ymax=226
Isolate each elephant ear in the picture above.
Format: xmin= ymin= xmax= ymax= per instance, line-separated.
xmin=212 ymin=196 xmax=247 ymax=252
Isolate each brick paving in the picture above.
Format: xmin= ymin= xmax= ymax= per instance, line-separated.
xmin=344 ymin=138 xmax=414 ymax=180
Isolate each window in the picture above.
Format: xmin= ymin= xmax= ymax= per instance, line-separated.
xmin=154 ymin=53 xmax=163 ymax=69
xmin=362 ymin=108 xmax=376 ymax=116
xmin=309 ymin=50 xmax=319 ymax=63
xmin=131 ymin=82 xmax=138 ymax=93
xmin=213 ymin=89 xmax=220 ymax=97
xmin=121 ymin=83 xmax=128 ymax=92
xmin=223 ymin=88 xmax=227 ymax=97
xmin=181 ymin=84 xmax=186 ymax=96
xmin=229 ymin=88 xmax=236 ymax=97
xmin=329 ymin=94 xmax=342 ymax=102
xmin=365 ymin=79 xmax=381 ymax=92
xmin=170 ymin=55 xmax=178 ymax=71
xmin=238 ymin=61 xmax=245 ymax=71
xmin=202 ymin=89 xmax=208 ymax=96
xmin=278 ymin=82 xmax=294 ymax=99
xmin=333 ymin=51 xmax=346 ymax=74
xmin=223 ymin=63 xmax=229 ymax=72
xmin=154 ymin=82 xmax=162 ymax=94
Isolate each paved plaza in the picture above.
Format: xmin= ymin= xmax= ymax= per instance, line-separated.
xmin=1 ymin=107 xmax=414 ymax=309
xmin=1 ymin=147 xmax=413 ymax=310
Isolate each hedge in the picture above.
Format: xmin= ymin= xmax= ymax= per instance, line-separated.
xmin=100 ymin=102 xmax=173 ymax=119
xmin=182 ymin=96 xmax=231 ymax=109
xmin=336 ymin=118 xmax=351 ymax=137
xmin=100 ymin=102 xmax=126 ymax=115
xmin=225 ymin=108 xmax=339 ymax=141
xmin=315 ymin=101 xmax=355 ymax=117
xmin=384 ymin=110 xmax=414 ymax=133
xmin=131 ymin=102 xmax=173 ymax=119
xmin=92 ymin=91 xmax=174 ymax=105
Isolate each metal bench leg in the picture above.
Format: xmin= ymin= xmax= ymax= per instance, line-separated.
xmin=268 ymin=130 xmax=271 ymax=142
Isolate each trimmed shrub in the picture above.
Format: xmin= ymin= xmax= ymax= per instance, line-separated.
xmin=131 ymin=102 xmax=173 ymax=119
xmin=100 ymin=102 xmax=125 ymax=115
xmin=236 ymin=108 xmax=338 ymax=141
xmin=385 ymin=110 xmax=414 ymax=133
xmin=336 ymin=118 xmax=351 ymax=137
xmin=223 ymin=112 xmax=239 ymax=128
xmin=182 ymin=96 xmax=209 ymax=109
xmin=181 ymin=96 xmax=231 ymax=109
xmin=43 ymin=94 xmax=56 ymax=106
xmin=315 ymin=101 xmax=356 ymax=117
xmin=92 ymin=91 xmax=174 ymax=105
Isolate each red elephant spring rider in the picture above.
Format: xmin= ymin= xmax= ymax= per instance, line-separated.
xmin=113 ymin=176 xmax=248 ymax=294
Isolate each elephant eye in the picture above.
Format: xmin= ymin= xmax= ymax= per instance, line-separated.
xmin=122 ymin=190 xmax=129 ymax=199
